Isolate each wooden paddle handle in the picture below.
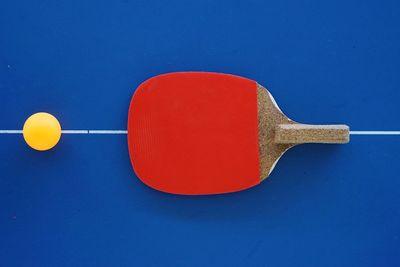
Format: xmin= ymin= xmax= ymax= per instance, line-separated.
xmin=275 ymin=124 xmax=350 ymax=144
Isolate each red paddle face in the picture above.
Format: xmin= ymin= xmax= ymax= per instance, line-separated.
xmin=128 ymin=72 xmax=260 ymax=195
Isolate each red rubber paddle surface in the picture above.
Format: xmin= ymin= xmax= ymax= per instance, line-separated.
xmin=128 ymin=72 xmax=261 ymax=195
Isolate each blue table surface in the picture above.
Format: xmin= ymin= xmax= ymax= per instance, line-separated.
xmin=1 ymin=1 xmax=400 ymax=266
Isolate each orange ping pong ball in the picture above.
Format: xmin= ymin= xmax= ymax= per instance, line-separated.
xmin=23 ymin=112 xmax=61 ymax=151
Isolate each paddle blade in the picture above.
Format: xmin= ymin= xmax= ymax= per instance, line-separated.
xmin=128 ymin=72 xmax=260 ymax=195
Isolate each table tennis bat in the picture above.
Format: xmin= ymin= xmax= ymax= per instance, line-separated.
xmin=127 ymin=72 xmax=349 ymax=195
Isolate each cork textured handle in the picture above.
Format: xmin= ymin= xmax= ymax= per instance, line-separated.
xmin=257 ymin=84 xmax=349 ymax=179
xmin=275 ymin=124 xmax=350 ymax=144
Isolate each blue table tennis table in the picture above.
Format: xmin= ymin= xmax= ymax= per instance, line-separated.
xmin=1 ymin=0 xmax=399 ymax=266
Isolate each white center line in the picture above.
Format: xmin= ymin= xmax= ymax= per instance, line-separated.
xmin=350 ymin=131 xmax=400 ymax=135
xmin=0 ymin=130 xmax=23 ymax=134
xmin=1 ymin=130 xmax=400 ymax=135
xmin=89 ymin=130 xmax=127 ymax=134
xmin=62 ymin=130 xmax=89 ymax=134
